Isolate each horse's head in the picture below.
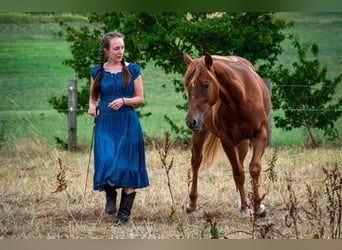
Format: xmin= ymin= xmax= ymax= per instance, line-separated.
xmin=183 ymin=52 xmax=220 ymax=131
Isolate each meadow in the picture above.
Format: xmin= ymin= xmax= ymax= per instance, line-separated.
xmin=0 ymin=12 xmax=341 ymax=147
xmin=0 ymin=12 xmax=341 ymax=239
xmin=0 ymin=136 xmax=340 ymax=239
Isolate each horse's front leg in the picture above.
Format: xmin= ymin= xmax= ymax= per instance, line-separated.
xmin=222 ymin=140 xmax=250 ymax=217
xmin=187 ymin=130 xmax=207 ymax=213
xmin=249 ymin=126 xmax=268 ymax=217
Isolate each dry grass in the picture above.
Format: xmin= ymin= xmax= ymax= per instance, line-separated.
xmin=0 ymin=138 xmax=340 ymax=239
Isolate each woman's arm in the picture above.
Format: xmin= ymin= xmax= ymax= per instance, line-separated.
xmin=123 ymin=75 xmax=144 ymax=107
xmin=108 ymin=75 xmax=144 ymax=110
xmin=88 ymin=77 xmax=98 ymax=116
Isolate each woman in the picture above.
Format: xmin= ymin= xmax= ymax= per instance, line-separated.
xmin=88 ymin=31 xmax=149 ymax=225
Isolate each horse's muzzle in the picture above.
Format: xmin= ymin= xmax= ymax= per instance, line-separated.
xmin=185 ymin=112 xmax=203 ymax=131
xmin=186 ymin=119 xmax=201 ymax=131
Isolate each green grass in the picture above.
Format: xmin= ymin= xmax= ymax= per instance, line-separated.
xmin=140 ymin=64 xmax=185 ymax=138
xmin=272 ymin=13 xmax=342 ymax=146
xmin=0 ymin=12 xmax=87 ymax=25
xmin=0 ymin=22 xmax=85 ymax=145
xmin=0 ymin=12 xmax=341 ymax=147
xmin=275 ymin=12 xmax=342 ymax=79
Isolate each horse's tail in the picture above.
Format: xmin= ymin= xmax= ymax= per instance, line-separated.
xmin=200 ymin=133 xmax=224 ymax=171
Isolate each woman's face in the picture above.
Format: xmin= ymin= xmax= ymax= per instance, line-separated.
xmin=105 ymin=37 xmax=124 ymax=62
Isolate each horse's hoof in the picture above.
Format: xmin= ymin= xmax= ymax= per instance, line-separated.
xmin=186 ymin=207 xmax=194 ymax=214
xmin=256 ymin=204 xmax=267 ymax=218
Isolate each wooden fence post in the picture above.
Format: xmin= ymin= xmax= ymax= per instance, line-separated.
xmin=68 ymin=80 xmax=77 ymax=151
xmin=263 ymin=78 xmax=272 ymax=147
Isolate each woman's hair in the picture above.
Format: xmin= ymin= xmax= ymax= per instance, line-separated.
xmin=91 ymin=31 xmax=131 ymax=99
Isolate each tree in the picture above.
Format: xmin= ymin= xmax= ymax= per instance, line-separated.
xmin=268 ymin=36 xmax=342 ymax=146
xmin=49 ymin=12 xmax=290 ymax=137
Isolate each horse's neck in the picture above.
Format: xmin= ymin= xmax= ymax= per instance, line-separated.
xmin=218 ymin=91 xmax=236 ymax=111
xmin=216 ymin=71 xmax=246 ymax=109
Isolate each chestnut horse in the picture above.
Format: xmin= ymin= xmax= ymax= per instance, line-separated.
xmin=183 ymin=52 xmax=271 ymax=217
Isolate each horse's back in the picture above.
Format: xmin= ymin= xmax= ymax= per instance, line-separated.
xmin=212 ymin=55 xmax=256 ymax=72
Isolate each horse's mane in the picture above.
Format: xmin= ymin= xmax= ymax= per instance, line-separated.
xmin=184 ymin=57 xmax=218 ymax=88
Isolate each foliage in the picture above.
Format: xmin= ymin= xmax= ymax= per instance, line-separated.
xmin=264 ymin=147 xmax=279 ymax=182
xmin=49 ymin=12 xmax=290 ymax=135
xmin=267 ymin=36 xmax=342 ymax=146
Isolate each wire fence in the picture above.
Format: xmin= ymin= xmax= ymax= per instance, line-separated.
xmin=1 ymin=81 xmax=341 ymax=149
xmin=1 ymin=83 xmax=341 ymax=114
xmin=1 ymin=108 xmax=342 ymax=114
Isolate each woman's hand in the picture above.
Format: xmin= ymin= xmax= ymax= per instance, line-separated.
xmin=108 ymin=98 xmax=125 ymax=110
xmin=88 ymin=106 xmax=98 ymax=117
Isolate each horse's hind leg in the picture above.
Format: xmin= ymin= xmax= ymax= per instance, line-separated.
xmin=187 ymin=130 xmax=207 ymax=213
xmin=236 ymin=140 xmax=250 ymax=215
xmin=249 ymin=127 xmax=268 ymax=217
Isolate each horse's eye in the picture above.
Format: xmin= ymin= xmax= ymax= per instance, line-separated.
xmin=203 ymin=83 xmax=209 ymax=89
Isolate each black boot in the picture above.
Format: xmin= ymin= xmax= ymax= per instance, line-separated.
xmin=104 ymin=185 xmax=117 ymax=215
xmin=115 ymin=190 xmax=136 ymax=225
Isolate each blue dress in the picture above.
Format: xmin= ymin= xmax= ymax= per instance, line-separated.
xmin=91 ymin=63 xmax=149 ymax=191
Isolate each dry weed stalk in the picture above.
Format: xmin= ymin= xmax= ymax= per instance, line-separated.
xmin=303 ymin=183 xmax=324 ymax=239
xmin=52 ymin=158 xmax=67 ymax=193
xmin=52 ymin=158 xmax=73 ymax=200
xmin=225 ymin=189 xmax=277 ymax=239
xmin=181 ymin=167 xmax=193 ymax=213
xmin=254 ymin=222 xmax=288 ymax=239
xmin=264 ymin=147 xmax=278 ymax=182
xmin=203 ymin=210 xmax=220 ymax=239
xmin=284 ymin=172 xmax=300 ymax=239
xmin=247 ymin=191 xmax=279 ymax=239
xmin=282 ymin=166 xmax=340 ymax=239
xmin=157 ymin=132 xmax=175 ymax=206
xmin=224 ymin=216 xmax=287 ymax=239
xmin=224 ymin=230 xmax=252 ymax=239
xmin=247 ymin=191 xmax=258 ymax=239
xmin=323 ymin=165 xmax=341 ymax=239
xmin=155 ymin=131 xmax=187 ymax=238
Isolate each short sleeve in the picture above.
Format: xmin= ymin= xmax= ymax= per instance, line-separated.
xmin=128 ymin=63 xmax=141 ymax=81
xmin=91 ymin=66 xmax=100 ymax=79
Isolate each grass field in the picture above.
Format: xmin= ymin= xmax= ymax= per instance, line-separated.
xmin=0 ymin=12 xmax=341 ymax=147
xmin=0 ymin=137 xmax=340 ymax=239
xmin=0 ymin=12 xmax=341 ymax=239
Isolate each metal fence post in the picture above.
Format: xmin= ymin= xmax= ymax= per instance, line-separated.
xmin=68 ymin=80 xmax=77 ymax=151
xmin=263 ymin=78 xmax=272 ymax=147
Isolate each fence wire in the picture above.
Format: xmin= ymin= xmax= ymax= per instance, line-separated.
xmin=1 ymin=82 xmax=341 ymax=114
xmin=0 ymin=107 xmax=342 ymax=115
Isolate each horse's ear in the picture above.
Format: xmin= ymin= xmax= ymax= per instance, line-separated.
xmin=183 ymin=52 xmax=193 ymax=65
xmin=204 ymin=52 xmax=213 ymax=69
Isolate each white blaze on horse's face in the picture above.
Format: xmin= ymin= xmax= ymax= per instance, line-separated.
xmin=185 ymin=77 xmax=211 ymax=131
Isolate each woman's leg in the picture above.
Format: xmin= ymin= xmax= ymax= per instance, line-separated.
xmin=103 ymin=185 xmax=117 ymax=215
xmin=115 ymin=187 xmax=136 ymax=225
